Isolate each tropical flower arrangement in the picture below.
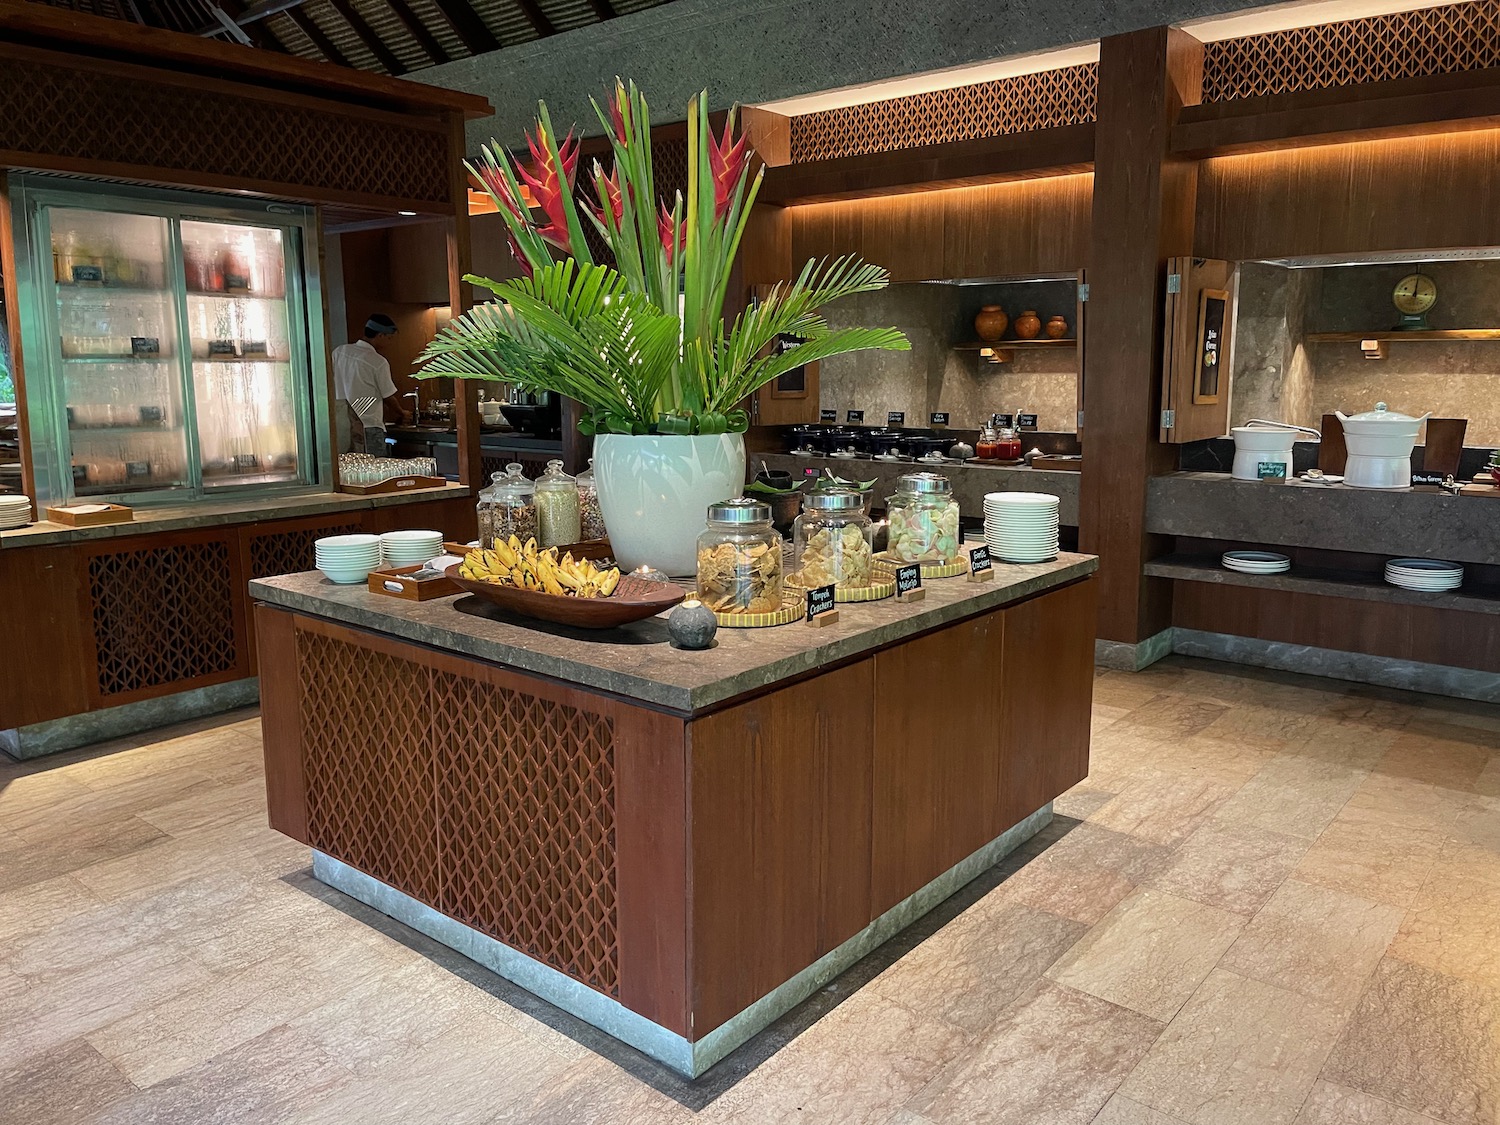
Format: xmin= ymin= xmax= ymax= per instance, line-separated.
xmin=417 ymin=80 xmax=909 ymax=436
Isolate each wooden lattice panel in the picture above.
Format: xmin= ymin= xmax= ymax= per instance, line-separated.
xmin=788 ymin=64 xmax=1098 ymax=164
xmin=1203 ymin=0 xmax=1500 ymax=101
xmin=88 ymin=541 xmax=238 ymax=697
xmin=295 ymin=628 xmax=620 ymax=996
xmin=480 ymin=452 xmax=552 ymax=481
xmin=0 ymin=54 xmax=450 ymax=203
xmin=430 ymin=670 xmax=618 ymax=995
xmin=248 ymin=521 xmax=364 ymax=579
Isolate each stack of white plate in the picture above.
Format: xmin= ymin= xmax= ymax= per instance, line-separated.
xmin=380 ymin=529 xmax=444 ymax=568
xmin=315 ymin=533 xmax=381 ymax=584
xmin=1385 ymin=558 xmax=1463 ymax=591
xmin=0 ymin=495 xmax=32 ymax=530
xmin=983 ymin=492 xmax=1060 ymax=562
xmin=1222 ymin=550 xmax=1291 ymax=574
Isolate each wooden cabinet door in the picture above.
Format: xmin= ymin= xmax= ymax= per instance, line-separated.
xmin=1159 ymin=257 xmax=1237 ymax=443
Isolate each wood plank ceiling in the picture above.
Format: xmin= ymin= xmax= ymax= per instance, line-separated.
xmin=25 ymin=0 xmax=673 ymax=74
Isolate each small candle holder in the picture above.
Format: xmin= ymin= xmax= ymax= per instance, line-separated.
xmin=668 ymin=598 xmax=718 ymax=650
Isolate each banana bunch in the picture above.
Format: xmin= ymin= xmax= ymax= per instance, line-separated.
xmin=460 ymin=535 xmax=621 ymax=599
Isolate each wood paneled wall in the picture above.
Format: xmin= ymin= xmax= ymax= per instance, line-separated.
xmin=1196 ymin=127 xmax=1500 ymax=260
xmin=787 ymin=172 xmax=1093 ymax=282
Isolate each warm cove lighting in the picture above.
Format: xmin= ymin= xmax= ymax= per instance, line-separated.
xmin=1181 ymin=0 xmax=1461 ymax=41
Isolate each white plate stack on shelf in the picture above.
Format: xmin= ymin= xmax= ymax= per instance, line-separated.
xmin=1385 ymin=558 xmax=1463 ymax=592
xmin=0 ymin=495 xmax=32 ymax=530
xmin=315 ymin=533 xmax=381 ymax=585
xmin=379 ymin=529 xmax=445 ymax=568
xmin=1221 ymin=550 xmax=1291 ymax=574
xmin=983 ymin=492 xmax=1060 ymax=563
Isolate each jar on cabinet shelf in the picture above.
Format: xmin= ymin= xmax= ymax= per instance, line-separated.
xmin=535 ymin=459 xmax=581 ymax=547
xmin=976 ymin=419 xmax=1001 ymax=460
xmin=696 ymin=498 xmax=783 ymax=613
xmin=995 ymin=424 xmax=1023 ymax=461
xmin=1014 ymin=310 xmax=1042 ymax=339
xmin=576 ymin=458 xmax=607 ymax=541
xmin=794 ymin=490 xmax=874 ymax=589
xmin=478 ymin=462 xmax=535 ymax=547
xmin=885 ymin=472 xmax=961 ymax=564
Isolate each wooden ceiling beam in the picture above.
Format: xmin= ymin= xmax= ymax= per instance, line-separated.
xmin=514 ymin=0 xmax=555 ymax=36
xmin=425 ymin=0 xmax=498 ymax=53
xmin=281 ymin=5 xmax=355 ymax=67
xmin=382 ymin=0 xmax=448 ymax=64
xmin=323 ymin=0 xmax=406 ymax=73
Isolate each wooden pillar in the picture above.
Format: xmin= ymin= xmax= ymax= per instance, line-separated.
xmin=1079 ymin=27 xmax=1203 ymax=646
xmin=446 ymin=112 xmax=483 ymax=489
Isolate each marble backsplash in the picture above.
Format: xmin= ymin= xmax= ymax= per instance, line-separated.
xmin=818 ymin=281 xmax=1080 ymax=432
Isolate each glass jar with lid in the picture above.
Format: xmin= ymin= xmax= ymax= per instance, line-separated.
xmin=696 ymin=497 xmax=783 ymax=613
xmin=576 ymin=457 xmax=607 ymax=541
xmin=793 ymin=489 xmax=874 ymax=589
xmin=995 ymin=424 xmax=1022 ymax=462
xmin=976 ymin=419 xmax=1001 ymax=460
xmin=481 ymin=462 xmax=536 ymax=547
xmin=534 ymin=459 xmax=581 ymax=547
xmin=885 ymin=472 xmax=961 ymax=564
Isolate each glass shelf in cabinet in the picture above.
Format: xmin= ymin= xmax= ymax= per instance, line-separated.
xmin=61 ymin=355 xmax=173 ymax=364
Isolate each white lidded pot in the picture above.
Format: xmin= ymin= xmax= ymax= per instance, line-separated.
xmin=1231 ymin=420 xmax=1321 ymax=481
xmin=1335 ymin=402 xmax=1430 ymax=490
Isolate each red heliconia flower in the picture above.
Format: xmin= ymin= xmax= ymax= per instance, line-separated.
xmin=593 ymin=160 xmax=624 ymax=229
xmin=505 ymin=229 xmax=533 ymax=279
xmin=709 ymin=118 xmax=751 ymax=221
xmin=516 ymin=124 xmax=579 ymax=252
xmin=610 ymin=90 xmax=629 ymax=146
xmin=478 ymin=163 xmax=524 ymax=222
xmin=658 ymin=202 xmax=679 ymax=263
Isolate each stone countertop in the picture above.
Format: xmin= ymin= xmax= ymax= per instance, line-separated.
xmin=0 ymin=483 xmax=471 ymax=549
xmin=759 ymin=453 xmax=1082 ymax=526
xmin=1147 ymin=472 xmax=1500 ymax=566
xmin=251 ymin=549 xmax=1097 ymax=715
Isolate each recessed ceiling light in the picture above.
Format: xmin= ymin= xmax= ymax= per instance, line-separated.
xmin=398 ymin=210 xmax=417 ymax=216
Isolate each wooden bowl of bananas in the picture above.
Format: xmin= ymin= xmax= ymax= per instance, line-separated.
xmin=446 ymin=537 xmax=686 ymax=629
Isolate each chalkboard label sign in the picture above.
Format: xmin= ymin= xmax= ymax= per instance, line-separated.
xmin=993 ymin=412 xmax=1014 ymax=428
xmin=1411 ymin=471 xmax=1449 ymax=487
xmin=895 ymin=564 xmax=922 ymax=596
xmin=1257 ymin=461 xmax=1287 ymax=480
xmin=232 ymin=453 xmax=260 ymax=471
xmin=70 ymin=265 xmax=103 ymax=284
xmin=846 ymin=409 xmax=865 ymax=423
xmin=805 ymin=584 xmax=837 ymax=621
xmin=1194 ymin=288 xmax=1230 ymax=405
xmin=240 ymin=340 xmax=269 ymax=357
xmin=1017 ymin=413 xmax=1039 ymax=430
xmin=930 ymin=412 xmax=950 ymax=426
xmin=803 ymin=467 xmax=822 ymax=480
xmin=138 ymin=405 xmax=164 ymax=425
xmin=970 ymin=545 xmax=992 ymax=573
xmin=820 ymin=409 xmax=837 ymax=422
xmin=887 ymin=411 xmax=905 ymax=426
xmin=125 ymin=460 xmax=151 ymax=480
xmin=207 ymin=339 xmax=237 ymax=357
xmin=223 ymin=272 xmax=250 ymax=292
xmin=772 ymin=333 xmax=808 ymax=396
xmin=130 ymin=336 xmax=160 ymax=357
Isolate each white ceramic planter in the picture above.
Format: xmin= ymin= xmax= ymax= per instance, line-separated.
xmin=593 ymin=433 xmax=747 ymax=575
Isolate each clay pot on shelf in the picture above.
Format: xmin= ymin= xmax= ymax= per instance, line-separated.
xmin=1045 ymin=315 xmax=1069 ymax=339
xmin=1014 ymin=310 xmax=1042 ymax=340
xmin=974 ymin=305 xmax=1008 ymax=342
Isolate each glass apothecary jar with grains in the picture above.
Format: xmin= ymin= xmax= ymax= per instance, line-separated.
xmin=534 ymin=459 xmax=581 ymax=547
xmin=793 ymin=489 xmax=873 ymax=589
xmin=885 ymin=472 xmax=960 ymax=564
xmin=696 ymin=498 xmax=783 ymax=613
xmin=576 ymin=457 xmax=607 ymax=542
xmin=480 ymin=462 xmax=535 ymax=547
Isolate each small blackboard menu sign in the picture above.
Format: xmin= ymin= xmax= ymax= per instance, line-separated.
xmin=240 ymin=340 xmax=269 ymax=358
xmin=930 ymin=412 xmax=950 ymax=426
xmin=820 ymin=409 xmax=837 ymax=422
xmin=846 ymin=409 xmax=865 ymax=423
xmin=993 ymin=412 xmax=1014 ymax=428
xmin=887 ymin=411 xmax=905 ymax=426
xmin=131 ymin=336 xmax=160 ymax=357
xmin=1017 ymin=413 xmax=1039 ymax=430
xmin=71 ymin=265 xmax=103 ymax=284
xmin=1257 ymin=461 xmax=1287 ymax=480
xmin=970 ymin=545 xmax=992 ymax=573
xmin=895 ymin=564 xmax=922 ymax=596
xmin=207 ymin=339 xmax=237 ymax=357
xmin=805 ymin=584 xmax=836 ymax=620
xmin=1194 ymin=288 xmax=1229 ymax=405
xmin=1411 ymin=471 xmax=1448 ymax=487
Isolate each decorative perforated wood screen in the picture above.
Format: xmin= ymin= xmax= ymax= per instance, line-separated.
xmin=0 ymin=54 xmax=450 ymax=203
xmin=1202 ymin=0 xmax=1500 ymax=101
xmin=787 ymin=64 xmax=1098 ymax=164
xmin=87 ymin=541 xmax=239 ymax=697
xmin=296 ymin=627 xmax=620 ymax=995
xmin=247 ymin=522 xmax=365 ymax=580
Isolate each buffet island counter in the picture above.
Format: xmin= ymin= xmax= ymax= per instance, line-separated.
xmin=251 ymin=550 xmax=1098 ymax=1077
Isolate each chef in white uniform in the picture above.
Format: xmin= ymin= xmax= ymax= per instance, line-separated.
xmin=333 ymin=314 xmax=409 ymax=454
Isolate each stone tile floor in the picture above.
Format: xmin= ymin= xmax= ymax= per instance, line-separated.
xmin=2 ymin=656 xmax=1498 ymax=1125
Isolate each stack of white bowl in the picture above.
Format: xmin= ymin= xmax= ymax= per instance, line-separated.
xmin=0 ymin=495 xmax=32 ymax=530
xmin=1221 ymin=550 xmax=1291 ymax=574
xmin=380 ymin=529 xmax=444 ymax=568
xmin=315 ymin=533 xmax=381 ymax=584
xmin=984 ymin=492 xmax=1060 ymax=562
xmin=1385 ymin=558 xmax=1463 ymax=591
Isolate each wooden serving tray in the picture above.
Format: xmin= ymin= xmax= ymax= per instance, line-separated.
xmin=1029 ymin=455 xmax=1084 ymax=473
xmin=45 ymin=503 xmax=134 ymax=527
xmin=339 ymin=474 xmax=447 ymax=496
xmin=444 ymin=565 xmax=684 ymax=629
xmin=367 ymin=564 xmax=459 ymax=601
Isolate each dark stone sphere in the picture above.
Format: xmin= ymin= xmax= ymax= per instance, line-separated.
xmin=668 ymin=601 xmax=718 ymax=649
